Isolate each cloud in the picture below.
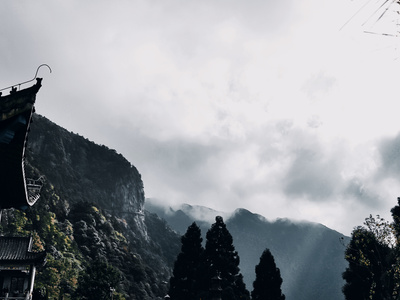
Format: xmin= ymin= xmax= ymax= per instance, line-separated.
xmin=345 ymin=178 xmax=382 ymax=208
xmin=378 ymin=133 xmax=400 ymax=177
xmin=104 ymin=107 xmax=395 ymax=235
xmin=302 ymin=71 xmax=336 ymax=101
xmin=2 ymin=0 xmax=400 ymax=236
xmin=284 ymin=148 xmax=342 ymax=200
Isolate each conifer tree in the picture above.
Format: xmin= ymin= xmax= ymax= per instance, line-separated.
xmin=204 ymin=216 xmax=250 ymax=300
xmin=169 ymin=222 xmax=204 ymax=300
xmin=251 ymin=248 xmax=285 ymax=300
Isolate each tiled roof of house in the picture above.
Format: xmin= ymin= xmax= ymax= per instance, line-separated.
xmin=0 ymin=236 xmax=46 ymax=265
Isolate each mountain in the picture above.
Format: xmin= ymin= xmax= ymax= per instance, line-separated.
xmin=1 ymin=114 xmax=181 ymax=300
xmin=145 ymin=201 xmax=350 ymax=300
xmin=0 ymin=113 xmax=350 ymax=300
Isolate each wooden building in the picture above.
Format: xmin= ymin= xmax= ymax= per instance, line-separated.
xmin=0 ymin=236 xmax=46 ymax=300
xmin=0 ymin=66 xmax=50 ymax=300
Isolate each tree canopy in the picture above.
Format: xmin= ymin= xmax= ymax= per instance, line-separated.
xmin=342 ymin=226 xmax=392 ymax=300
xmin=75 ymin=260 xmax=122 ymax=300
xmin=342 ymin=198 xmax=400 ymax=299
xmin=252 ymin=248 xmax=285 ymax=300
xmin=169 ymin=216 xmax=251 ymax=300
xmin=168 ymin=222 xmax=204 ymax=300
xmin=204 ymin=216 xmax=250 ymax=300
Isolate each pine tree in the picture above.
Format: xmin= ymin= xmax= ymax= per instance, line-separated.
xmin=204 ymin=216 xmax=250 ymax=300
xmin=169 ymin=222 xmax=204 ymax=300
xmin=251 ymin=248 xmax=285 ymax=300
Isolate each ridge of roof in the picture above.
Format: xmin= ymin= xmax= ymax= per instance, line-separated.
xmin=0 ymin=236 xmax=46 ymax=265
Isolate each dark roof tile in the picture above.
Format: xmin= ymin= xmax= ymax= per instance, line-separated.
xmin=0 ymin=236 xmax=46 ymax=265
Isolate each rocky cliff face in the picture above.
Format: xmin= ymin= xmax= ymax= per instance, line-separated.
xmin=28 ymin=115 xmax=148 ymax=239
xmin=0 ymin=114 xmax=181 ymax=300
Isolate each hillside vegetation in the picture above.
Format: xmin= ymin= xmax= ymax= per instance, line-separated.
xmin=1 ymin=114 xmax=180 ymax=300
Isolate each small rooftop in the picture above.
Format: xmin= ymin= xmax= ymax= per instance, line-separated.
xmin=0 ymin=236 xmax=46 ymax=265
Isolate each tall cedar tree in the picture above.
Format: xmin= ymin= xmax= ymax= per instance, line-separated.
xmin=251 ymin=248 xmax=285 ymax=300
xmin=204 ymin=216 xmax=250 ymax=300
xmin=169 ymin=222 xmax=204 ymax=300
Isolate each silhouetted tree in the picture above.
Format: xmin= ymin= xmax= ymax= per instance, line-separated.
xmin=251 ymin=248 xmax=285 ymax=300
xmin=204 ymin=216 xmax=250 ymax=300
xmin=391 ymin=197 xmax=400 ymax=243
xmin=169 ymin=222 xmax=204 ymax=300
xmin=342 ymin=224 xmax=393 ymax=299
xmin=390 ymin=198 xmax=400 ymax=297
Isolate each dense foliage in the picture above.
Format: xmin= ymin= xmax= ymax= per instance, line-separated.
xmin=0 ymin=190 xmax=178 ymax=299
xmin=75 ymin=260 xmax=122 ymax=300
xmin=251 ymin=249 xmax=285 ymax=300
xmin=343 ymin=198 xmax=400 ymax=299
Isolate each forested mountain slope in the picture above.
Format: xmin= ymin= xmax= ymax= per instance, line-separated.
xmin=1 ymin=114 xmax=180 ymax=300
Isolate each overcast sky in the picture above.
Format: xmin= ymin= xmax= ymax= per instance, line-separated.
xmin=2 ymin=0 xmax=400 ymax=235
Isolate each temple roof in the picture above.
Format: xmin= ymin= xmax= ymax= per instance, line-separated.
xmin=0 ymin=236 xmax=46 ymax=265
xmin=0 ymin=78 xmax=41 ymax=122
xmin=0 ymin=78 xmax=43 ymax=209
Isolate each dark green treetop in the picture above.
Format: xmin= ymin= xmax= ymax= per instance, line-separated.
xmin=251 ymin=248 xmax=285 ymax=300
xmin=391 ymin=197 xmax=400 ymax=243
xmin=169 ymin=222 xmax=204 ymax=300
xmin=204 ymin=216 xmax=250 ymax=300
xmin=342 ymin=218 xmax=394 ymax=299
xmin=75 ymin=260 xmax=122 ymax=300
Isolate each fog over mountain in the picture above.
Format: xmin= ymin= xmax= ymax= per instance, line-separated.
xmin=3 ymin=0 xmax=400 ymax=237
xmin=15 ymin=113 xmax=350 ymax=300
xmin=146 ymin=199 xmax=350 ymax=300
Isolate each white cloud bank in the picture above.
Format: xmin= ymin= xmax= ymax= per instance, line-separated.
xmin=1 ymin=0 xmax=400 ymax=235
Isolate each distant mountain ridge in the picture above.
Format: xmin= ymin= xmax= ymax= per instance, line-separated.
xmin=145 ymin=200 xmax=350 ymax=300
